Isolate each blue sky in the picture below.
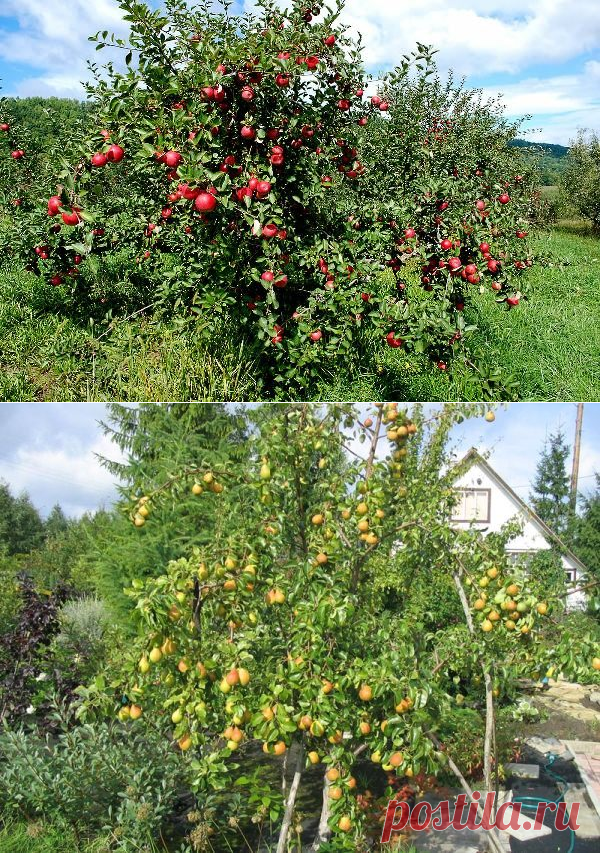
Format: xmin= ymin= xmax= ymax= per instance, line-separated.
xmin=0 ymin=1 xmax=599 ymax=145
xmin=0 ymin=404 xmax=598 ymax=518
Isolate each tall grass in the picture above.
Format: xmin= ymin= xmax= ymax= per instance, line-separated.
xmin=0 ymin=820 xmax=106 ymax=853
xmin=1 ymin=224 xmax=598 ymax=401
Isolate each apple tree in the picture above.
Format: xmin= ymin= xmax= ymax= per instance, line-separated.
xmin=27 ymin=0 xmax=537 ymax=395
xmin=0 ymin=98 xmax=36 ymax=248
xmin=343 ymin=51 xmax=537 ymax=371
xmin=97 ymin=403 xmax=572 ymax=852
xmin=561 ymin=130 xmax=600 ymax=229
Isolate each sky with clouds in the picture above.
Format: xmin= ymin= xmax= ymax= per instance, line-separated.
xmin=0 ymin=403 xmax=598 ymax=519
xmin=0 ymin=1 xmax=598 ymax=145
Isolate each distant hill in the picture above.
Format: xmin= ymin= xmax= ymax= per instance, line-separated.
xmin=509 ymin=139 xmax=570 ymax=186
xmin=510 ymin=139 xmax=569 ymax=157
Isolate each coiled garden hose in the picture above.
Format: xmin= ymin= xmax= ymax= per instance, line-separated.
xmin=511 ymin=753 xmax=576 ymax=853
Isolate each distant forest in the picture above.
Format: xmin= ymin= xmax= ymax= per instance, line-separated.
xmin=510 ymin=138 xmax=570 ymax=186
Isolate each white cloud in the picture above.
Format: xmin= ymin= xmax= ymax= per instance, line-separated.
xmin=1 ymin=1 xmax=599 ymax=140
xmin=1 ymin=405 xmax=123 ymax=518
xmin=0 ymin=0 xmax=128 ymax=98
xmin=341 ymin=1 xmax=600 ymax=76
xmin=481 ymin=60 xmax=600 ymax=144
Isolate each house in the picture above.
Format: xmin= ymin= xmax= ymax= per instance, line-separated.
xmin=450 ymin=448 xmax=588 ymax=610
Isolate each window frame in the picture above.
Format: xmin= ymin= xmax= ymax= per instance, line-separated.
xmin=451 ymin=487 xmax=492 ymax=524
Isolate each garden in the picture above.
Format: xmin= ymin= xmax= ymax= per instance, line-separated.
xmin=0 ymin=402 xmax=599 ymax=853
xmin=1 ymin=0 xmax=599 ymax=402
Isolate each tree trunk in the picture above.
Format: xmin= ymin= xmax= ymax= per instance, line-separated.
xmin=276 ymin=742 xmax=304 ymax=853
xmin=428 ymin=733 xmax=505 ymax=853
xmin=311 ymin=772 xmax=332 ymax=850
xmin=453 ymin=571 xmax=500 ymax=852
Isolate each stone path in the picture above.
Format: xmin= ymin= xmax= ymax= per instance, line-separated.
xmin=563 ymin=741 xmax=600 ymax=824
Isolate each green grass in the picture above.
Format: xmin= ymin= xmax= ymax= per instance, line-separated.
xmin=0 ymin=272 xmax=260 ymax=401
xmin=463 ymin=224 xmax=600 ymax=400
xmin=1 ymin=223 xmax=599 ymax=401
xmin=0 ymin=820 xmax=107 ymax=853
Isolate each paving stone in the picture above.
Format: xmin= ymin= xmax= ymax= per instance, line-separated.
xmin=564 ymin=783 xmax=600 ymax=840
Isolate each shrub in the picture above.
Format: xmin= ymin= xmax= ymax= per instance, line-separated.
xmin=0 ymin=707 xmax=181 ymax=852
xmin=539 ymin=611 xmax=600 ymax=685
xmin=0 ymin=575 xmax=72 ymax=724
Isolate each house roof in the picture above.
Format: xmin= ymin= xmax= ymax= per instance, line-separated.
xmin=454 ymin=448 xmax=588 ymax=575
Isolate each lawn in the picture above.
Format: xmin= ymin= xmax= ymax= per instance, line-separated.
xmin=0 ymin=223 xmax=598 ymax=401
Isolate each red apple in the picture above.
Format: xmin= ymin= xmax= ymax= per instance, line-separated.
xmin=47 ymin=196 xmax=62 ymax=216
xmin=91 ymin=152 xmax=108 ymax=167
xmin=241 ymin=125 xmax=256 ymax=140
xmin=404 ymin=228 xmax=416 ymax=239
xmin=507 ymin=295 xmax=520 ymax=307
xmin=261 ymin=271 xmax=274 ymax=283
xmin=385 ymin=331 xmax=403 ymax=348
xmin=106 ymin=144 xmax=125 ymax=163
xmin=448 ymin=257 xmax=462 ymax=271
xmin=194 ymin=191 xmax=217 ymax=212
xmin=262 ymin=223 xmax=278 ymax=238
xmin=0 ymin=123 xmax=9 ymax=131
xmin=498 ymin=193 xmax=510 ymax=204
xmin=440 ymin=239 xmax=453 ymax=251
xmin=62 ymin=209 xmax=81 ymax=226
xmin=479 ymin=242 xmax=490 ymax=254
xmin=50 ymin=274 xmax=63 ymax=286
xmin=310 ymin=329 xmax=322 ymax=341
xmin=274 ymin=275 xmax=288 ymax=288
xmin=241 ymin=86 xmax=255 ymax=101
xmin=323 ymin=34 xmax=336 ymax=46
xmin=162 ymin=150 xmax=182 ymax=168
xmin=275 ymin=74 xmax=290 ymax=87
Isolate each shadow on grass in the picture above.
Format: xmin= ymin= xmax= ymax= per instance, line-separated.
xmin=553 ymin=218 xmax=599 ymax=238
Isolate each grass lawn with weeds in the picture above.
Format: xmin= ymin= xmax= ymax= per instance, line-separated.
xmin=0 ymin=223 xmax=598 ymax=401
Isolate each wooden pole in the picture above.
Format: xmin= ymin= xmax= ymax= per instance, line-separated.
xmin=570 ymin=403 xmax=584 ymax=511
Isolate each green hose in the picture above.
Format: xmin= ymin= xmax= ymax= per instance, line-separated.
xmin=510 ymin=753 xmax=576 ymax=853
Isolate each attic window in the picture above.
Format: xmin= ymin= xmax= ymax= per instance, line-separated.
xmin=451 ymin=488 xmax=491 ymax=523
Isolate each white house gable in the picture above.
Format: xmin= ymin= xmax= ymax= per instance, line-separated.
xmin=450 ymin=452 xmax=587 ymax=610
xmin=452 ymin=460 xmax=551 ymax=553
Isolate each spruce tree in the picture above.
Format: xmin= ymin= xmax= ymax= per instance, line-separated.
xmin=530 ymin=430 xmax=572 ymax=539
xmin=45 ymin=504 xmax=70 ymax=539
xmin=87 ymin=404 xmax=250 ymax=621
xmin=573 ymin=476 xmax=600 ymax=586
xmin=0 ymin=482 xmax=45 ymax=555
